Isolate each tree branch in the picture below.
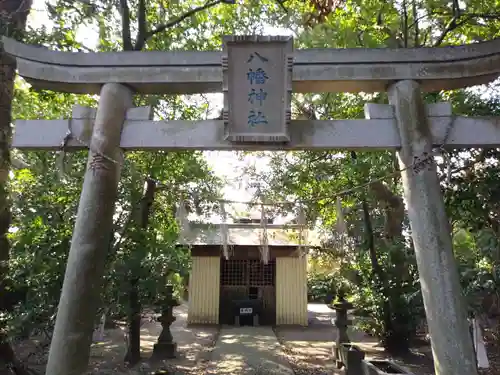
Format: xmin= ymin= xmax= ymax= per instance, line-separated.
xmin=369 ymin=180 xmax=404 ymax=239
xmin=307 ymin=152 xmax=331 ymax=164
xmin=135 ymin=0 xmax=226 ymax=51
xmin=135 ymin=0 xmax=147 ymax=51
xmin=294 ymin=100 xmax=317 ymax=120
xmin=402 ymin=0 xmax=408 ymax=48
xmin=466 ymin=12 xmax=500 ymax=20
xmin=433 ymin=12 xmax=500 ymax=47
xmin=119 ymin=0 xmax=133 ymax=51
xmin=433 ymin=15 xmax=459 ymax=47
xmin=111 ymin=197 xmax=143 ymax=252
xmin=438 ymin=149 xmax=488 ymax=182
xmin=412 ymin=0 xmax=419 ymax=47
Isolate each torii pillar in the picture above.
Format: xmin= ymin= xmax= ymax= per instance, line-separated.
xmin=388 ymin=80 xmax=477 ymax=375
xmin=45 ymin=83 xmax=133 ymax=375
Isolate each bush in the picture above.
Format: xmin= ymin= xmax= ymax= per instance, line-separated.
xmin=341 ymin=240 xmax=423 ymax=354
xmin=307 ymin=272 xmax=338 ymax=303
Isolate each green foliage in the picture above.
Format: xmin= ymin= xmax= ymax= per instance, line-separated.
xmin=454 ymin=229 xmax=500 ymax=315
xmin=6 ymin=64 xmax=223 ymax=339
xmin=345 ymin=239 xmax=422 ymax=348
xmin=307 ymin=272 xmax=338 ymax=303
xmin=3 ymin=0 xmax=500 ymax=361
xmin=238 ymin=0 xmax=500 ymax=353
xmin=3 ymin=0 xmax=319 ymax=349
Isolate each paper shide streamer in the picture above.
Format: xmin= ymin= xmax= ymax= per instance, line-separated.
xmin=259 ymin=203 xmax=269 ymax=264
xmin=220 ymin=200 xmax=229 ymax=260
xmin=175 ymin=195 xmax=191 ymax=242
xmin=297 ymin=206 xmax=308 ymax=256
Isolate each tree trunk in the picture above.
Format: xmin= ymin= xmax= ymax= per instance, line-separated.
xmin=369 ymin=180 xmax=414 ymax=354
xmin=0 ymin=1 xmax=33 ymax=373
xmin=124 ymin=178 xmax=156 ymax=365
xmin=124 ymin=278 xmax=141 ymax=365
xmin=361 ymin=200 xmax=386 ymax=288
xmin=369 ymin=181 xmax=404 ymax=239
xmin=361 ymin=200 xmax=409 ymax=354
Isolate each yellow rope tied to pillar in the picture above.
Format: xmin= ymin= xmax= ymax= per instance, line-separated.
xmin=175 ymin=196 xmax=190 ymax=242
xmin=259 ymin=204 xmax=269 ymax=264
xmin=297 ymin=206 xmax=308 ymax=257
xmin=220 ymin=200 xmax=229 ymax=260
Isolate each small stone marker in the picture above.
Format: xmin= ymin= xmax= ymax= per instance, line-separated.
xmin=92 ymin=312 xmax=106 ymax=343
xmin=472 ymin=318 xmax=489 ymax=368
xmin=222 ymin=35 xmax=293 ymax=143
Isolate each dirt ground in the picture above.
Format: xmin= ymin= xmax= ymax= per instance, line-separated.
xmin=276 ymin=303 xmax=500 ymax=375
xmin=14 ymin=302 xmax=219 ymax=375
xmin=12 ymin=302 xmax=500 ymax=374
xmin=275 ymin=304 xmax=436 ymax=375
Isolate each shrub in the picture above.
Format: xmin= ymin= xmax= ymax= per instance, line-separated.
xmin=307 ymin=272 xmax=338 ymax=303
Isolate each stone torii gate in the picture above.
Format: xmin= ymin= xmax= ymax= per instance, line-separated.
xmin=5 ymin=35 xmax=500 ymax=375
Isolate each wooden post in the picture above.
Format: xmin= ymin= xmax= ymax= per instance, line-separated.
xmin=45 ymin=83 xmax=133 ymax=375
xmin=388 ymin=80 xmax=477 ymax=375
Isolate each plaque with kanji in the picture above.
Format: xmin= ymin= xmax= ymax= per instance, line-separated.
xmin=222 ymin=35 xmax=293 ymax=143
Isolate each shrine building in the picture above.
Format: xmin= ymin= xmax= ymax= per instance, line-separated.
xmin=180 ymin=213 xmax=320 ymax=326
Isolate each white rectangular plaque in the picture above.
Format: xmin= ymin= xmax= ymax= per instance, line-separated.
xmin=222 ymin=35 xmax=293 ymax=143
xmin=240 ymin=307 xmax=253 ymax=315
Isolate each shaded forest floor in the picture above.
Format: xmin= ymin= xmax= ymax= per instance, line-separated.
xmin=275 ymin=304 xmax=499 ymax=375
xmin=10 ymin=302 xmax=500 ymax=374
xmin=275 ymin=303 xmax=434 ymax=375
xmin=13 ymin=302 xmax=219 ymax=374
xmin=277 ymin=328 xmax=500 ymax=375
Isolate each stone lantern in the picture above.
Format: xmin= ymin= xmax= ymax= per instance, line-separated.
xmin=330 ymin=289 xmax=354 ymax=367
xmin=152 ymin=284 xmax=180 ymax=359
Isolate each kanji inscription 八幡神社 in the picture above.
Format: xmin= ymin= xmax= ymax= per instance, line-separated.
xmin=222 ymin=35 xmax=293 ymax=143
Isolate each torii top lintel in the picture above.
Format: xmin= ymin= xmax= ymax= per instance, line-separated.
xmin=3 ymin=36 xmax=500 ymax=95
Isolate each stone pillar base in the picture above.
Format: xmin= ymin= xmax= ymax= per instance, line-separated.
xmin=253 ymin=315 xmax=259 ymax=326
xmin=235 ymin=315 xmax=259 ymax=326
xmin=152 ymin=342 xmax=177 ymax=359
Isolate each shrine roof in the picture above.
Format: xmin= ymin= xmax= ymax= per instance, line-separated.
xmin=178 ymin=223 xmax=322 ymax=247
